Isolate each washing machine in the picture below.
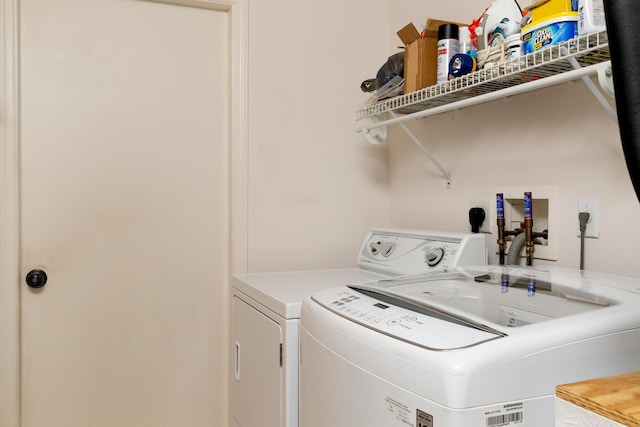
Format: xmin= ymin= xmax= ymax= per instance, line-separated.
xmin=299 ymin=265 xmax=640 ymax=427
xmin=231 ymin=228 xmax=486 ymax=427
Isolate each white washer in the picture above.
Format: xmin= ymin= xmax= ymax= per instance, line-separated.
xmin=231 ymin=229 xmax=486 ymax=427
xmin=299 ymin=265 xmax=640 ymax=427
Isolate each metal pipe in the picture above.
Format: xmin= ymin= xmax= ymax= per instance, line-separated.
xmin=533 ymin=229 xmax=548 ymax=240
xmin=496 ymin=193 xmax=506 ymax=265
xmin=523 ymin=192 xmax=534 ymax=266
xmin=497 ymin=191 xmax=547 ymax=267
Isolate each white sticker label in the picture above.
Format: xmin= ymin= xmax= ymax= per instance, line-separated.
xmin=484 ymin=401 xmax=525 ymax=426
xmin=384 ymin=395 xmax=414 ymax=426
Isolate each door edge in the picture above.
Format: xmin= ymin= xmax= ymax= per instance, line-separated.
xmin=229 ymin=0 xmax=249 ymax=275
xmin=0 ymin=0 xmax=21 ymax=425
xmin=143 ymin=0 xmax=248 ymax=276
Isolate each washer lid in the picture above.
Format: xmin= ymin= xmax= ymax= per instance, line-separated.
xmin=311 ymin=285 xmax=505 ymax=350
xmin=358 ymin=266 xmax=621 ymax=330
xmin=311 ymin=266 xmax=633 ymax=350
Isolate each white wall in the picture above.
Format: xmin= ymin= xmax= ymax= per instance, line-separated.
xmin=247 ymin=0 xmax=391 ymax=272
xmin=246 ymin=0 xmax=640 ymax=278
xmin=385 ymin=1 xmax=640 ymax=277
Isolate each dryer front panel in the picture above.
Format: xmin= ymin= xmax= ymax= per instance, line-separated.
xmin=232 ymin=296 xmax=283 ymax=427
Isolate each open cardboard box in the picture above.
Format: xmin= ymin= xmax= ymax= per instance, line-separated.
xmin=397 ymin=18 xmax=466 ymax=94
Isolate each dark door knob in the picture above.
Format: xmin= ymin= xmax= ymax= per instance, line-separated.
xmin=26 ymin=269 xmax=47 ymax=288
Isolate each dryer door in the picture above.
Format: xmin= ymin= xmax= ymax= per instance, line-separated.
xmin=232 ymin=296 xmax=283 ymax=427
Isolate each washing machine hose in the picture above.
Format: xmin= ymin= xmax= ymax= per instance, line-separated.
xmin=506 ymin=232 xmax=527 ymax=266
xmin=604 ymin=0 xmax=640 ymax=203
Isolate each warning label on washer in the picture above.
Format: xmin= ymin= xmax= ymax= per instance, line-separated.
xmin=416 ymin=409 xmax=434 ymax=427
xmin=484 ymin=401 xmax=524 ymax=426
xmin=384 ymin=395 xmax=414 ymax=426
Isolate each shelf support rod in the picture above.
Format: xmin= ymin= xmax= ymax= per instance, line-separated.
xmin=567 ymin=57 xmax=617 ymax=122
xmin=390 ymin=111 xmax=452 ymax=188
xmin=357 ymin=62 xmax=608 ymax=133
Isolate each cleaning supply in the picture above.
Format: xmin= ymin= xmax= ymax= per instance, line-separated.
xmin=525 ymin=0 xmax=577 ymax=24
xmin=492 ymin=17 xmax=520 ymax=40
xmin=521 ymin=12 xmax=578 ymax=54
xmin=437 ymin=24 xmax=460 ymax=83
xmin=505 ymin=34 xmax=523 ymax=59
xmin=578 ymin=0 xmax=606 ymax=35
xmin=470 ymin=0 xmax=524 ymax=51
xmin=459 ymin=26 xmax=474 ymax=55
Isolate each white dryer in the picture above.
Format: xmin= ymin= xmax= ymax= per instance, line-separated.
xmin=231 ymin=229 xmax=486 ymax=427
xmin=299 ymin=265 xmax=640 ymax=427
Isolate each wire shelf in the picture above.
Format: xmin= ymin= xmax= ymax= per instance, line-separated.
xmin=356 ymin=31 xmax=610 ymax=120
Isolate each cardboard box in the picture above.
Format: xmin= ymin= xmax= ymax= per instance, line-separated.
xmin=397 ymin=19 xmax=466 ymax=94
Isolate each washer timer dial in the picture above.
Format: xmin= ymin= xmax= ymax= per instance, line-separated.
xmin=425 ymin=247 xmax=445 ymax=267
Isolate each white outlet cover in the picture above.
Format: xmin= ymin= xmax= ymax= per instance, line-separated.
xmin=577 ymin=197 xmax=599 ymax=238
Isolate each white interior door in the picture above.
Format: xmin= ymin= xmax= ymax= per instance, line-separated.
xmin=19 ymin=0 xmax=231 ymax=425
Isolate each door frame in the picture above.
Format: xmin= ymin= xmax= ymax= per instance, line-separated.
xmin=0 ymin=1 xmax=248 ymax=425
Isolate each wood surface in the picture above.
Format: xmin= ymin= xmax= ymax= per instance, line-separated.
xmin=556 ymin=372 xmax=640 ymax=426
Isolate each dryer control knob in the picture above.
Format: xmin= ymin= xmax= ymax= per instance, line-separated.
xmin=425 ymin=248 xmax=445 ymax=267
xmin=381 ymin=242 xmax=395 ymax=257
xmin=369 ymin=241 xmax=381 ymax=255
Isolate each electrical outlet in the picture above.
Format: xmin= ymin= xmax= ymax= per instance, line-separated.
xmin=469 ymin=198 xmax=492 ymax=233
xmin=578 ymin=197 xmax=599 ymax=238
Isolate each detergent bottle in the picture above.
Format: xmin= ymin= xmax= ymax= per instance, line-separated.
xmin=578 ymin=0 xmax=606 ymax=34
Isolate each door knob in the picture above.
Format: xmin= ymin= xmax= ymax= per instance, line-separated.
xmin=25 ymin=269 xmax=48 ymax=288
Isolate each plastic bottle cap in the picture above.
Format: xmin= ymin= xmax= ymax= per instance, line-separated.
xmin=438 ymin=23 xmax=459 ymax=40
xmin=459 ymin=26 xmax=471 ymax=44
xmin=506 ymin=34 xmax=521 ymax=45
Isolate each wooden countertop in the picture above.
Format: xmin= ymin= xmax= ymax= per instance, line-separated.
xmin=556 ymin=372 xmax=640 ymax=426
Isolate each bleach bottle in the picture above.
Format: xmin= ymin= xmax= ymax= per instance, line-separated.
xmin=578 ymin=0 xmax=606 ymax=35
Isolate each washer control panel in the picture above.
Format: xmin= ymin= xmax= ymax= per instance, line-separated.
xmin=311 ymin=287 xmax=501 ymax=350
xmin=357 ymin=229 xmax=486 ymax=276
